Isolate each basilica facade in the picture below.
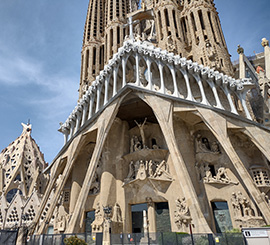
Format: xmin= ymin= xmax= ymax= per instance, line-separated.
xmin=1 ymin=0 xmax=270 ymax=241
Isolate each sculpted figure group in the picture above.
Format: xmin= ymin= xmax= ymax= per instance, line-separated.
xmin=174 ymin=197 xmax=192 ymax=230
xmin=125 ymin=159 xmax=171 ymax=183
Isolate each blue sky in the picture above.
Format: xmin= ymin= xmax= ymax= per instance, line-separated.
xmin=0 ymin=0 xmax=269 ymax=164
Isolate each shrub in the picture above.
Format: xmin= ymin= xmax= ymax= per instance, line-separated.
xmin=64 ymin=235 xmax=87 ymax=245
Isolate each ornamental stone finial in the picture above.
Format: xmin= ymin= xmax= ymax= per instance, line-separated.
xmin=261 ymin=38 xmax=269 ymax=47
xmin=237 ymin=45 xmax=244 ymax=54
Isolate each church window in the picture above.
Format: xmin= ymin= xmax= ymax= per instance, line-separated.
xmin=64 ymin=191 xmax=70 ymax=203
xmin=99 ymin=0 xmax=104 ymax=35
xmin=15 ymin=174 xmax=21 ymax=182
xmin=220 ymin=58 xmax=224 ymax=67
xmin=190 ymin=12 xmax=197 ymax=43
xmin=164 ymin=9 xmax=170 ymax=27
xmin=172 ymin=10 xmax=179 ymax=38
xmin=6 ymin=189 xmax=22 ymax=203
xmin=116 ymin=0 xmax=120 ymax=17
xmin=110 ymin=29 xmax=113 ymax=57
xmin=117 ymin=26 xmax=120 ymax=45
xmin=251 ymin=168 xmax=270 ymax=186
xmin=208 ymin=11 xmax=217 ymax=43
xmin=180 ymin=17 xmax=187 ymax=42
xmin=93 ymin=0 xmax=98 ymax=37
xmin=200 ymin=58 xmax=204 ymax=65
xmin=85 ymin=49 xmax=89 ymax=79
xmin=110 ymin=0 xmax=113 ymax=20
xmin=215 ymin=16 xmax=225 ymax=47
xmin=158 ymin=11 xmax=163 ymax=40
xmin=198 ymin=10 xmax=205 ymax=30
xmin=93 ymin=47 xmax=96 ymax=66
xmin=99 ymin=45 xmax=104 ymax=68
xmin=122 ymin=0 xmax=126 ymax=18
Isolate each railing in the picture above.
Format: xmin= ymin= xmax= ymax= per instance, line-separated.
xmin=27 ymin=232 xmax=246 ymax=245
xmin=0 ymin=229 xmax=18 ymax=245
xmin=59 ymin=40 xmax=254 ymax=145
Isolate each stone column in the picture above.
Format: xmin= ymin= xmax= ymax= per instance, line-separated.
xmin=237 ymin=45 xmax=245 ymax=79
xmin=197 ymin=108 xmax=270 ymax=224
xmin=140 ymin=94 xmax=212 ymax=233
xmin=147 ymin=198 xmax=156 ymax=234
xmin=36 ymin=135 xmax=83 ymax=234
xmin=66 ymin=98 xmax=122 ymax=233
xmin=262 ymin=38 xmax=270 ymax=80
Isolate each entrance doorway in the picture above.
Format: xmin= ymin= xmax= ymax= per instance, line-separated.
xmin=155 ymin=202 xmax=171 ymax=232
xmin=131 ymin=203 xmax=148 ymax=233
xmin=211 ymin=201 xmax=233 ymax=233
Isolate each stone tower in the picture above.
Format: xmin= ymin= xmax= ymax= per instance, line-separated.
xmin=179 ymin=0 xmax=233 ymax=75
xmin=0 ymin=123 xmax=48 ymax=230
xmin=79 ymin=0 xmax=234 ymax=99
xmin=79 ymin=0 xmax=130 ymax=99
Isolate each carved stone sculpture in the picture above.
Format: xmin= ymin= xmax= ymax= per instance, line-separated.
xmin=174 ymin=197 xmax=192 ymax=230
xmin=91 ymin=202 xmax=104 ymax=233
xmin=111 ymin=203 xmax=122 ymax=223
xmin=134 ymin=118 xmax=147 ymax=149
xmin=124 ymin=159 xmax=172 ymax=184
xmin=230 ymin=192 xmax=265 ymax=227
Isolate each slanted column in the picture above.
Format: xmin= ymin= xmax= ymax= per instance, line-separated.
xmin=96 ymin=84 xmax=102 ymax=113
xmin=122 ymin=57 xmax=127 ymax=87
xmin=146 ymin=57 xmax=153 ymax=90
xmin=81 ymin=101 xmax=88 ymax=127
xmin=192 ymin=72 xmax=209 ymax=105
xmin=238 ymin=90 xmax=252 ymax=120
xmin=207 ymin=80 xmax=224 ymax=109
xmin=180 ymin=67 xmax=194 ymax=101
xmin=88 ymin=95 xmax=95 ymax=120
xmin=158 ymin=61 xmax=165 ymax=94
xmin=62 ymin=128 xmax=70 ymax=145
xmin=168 ymin=64 xmax=179 ymax=97
xmin=75 ymin=110 xmax=82 ymax=133
xmin=221 ymin=85 xmax=238 ymax=115
xmin=69 ymin=119 xmax=75 ymax=138
xmin=113 ymin=65 xmax=119 ymax=96
xmin=104 ymin=76 xmax=110 ymax=105
xmin=135 ymin=53 xmax=140 ymax=86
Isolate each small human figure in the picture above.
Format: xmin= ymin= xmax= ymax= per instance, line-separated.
xmin=112 ymin=203 xmax=122 ymax=223
xmin=134 ymin=118 xmax=147 ymax=149
xmin=126 ymin=161 xmax=135 ymax=181
xmin=133 ymin=136 xmax=142 ymax=151
xmin=231 ymin=192 xmax=241 ymax=217
xmin=215 ymin=167 xmax=230 ymax=183
xmin=203 ymin=164 xmax=213 ymax=182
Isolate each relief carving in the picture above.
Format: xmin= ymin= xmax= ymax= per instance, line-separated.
xmin=124 ymin=159 xmax=172 ymax=183
xmin=91 ymin=202 xmax=104 ymax=232
xmin=196 ymin=163 xmax=238 ymax=185
xmin=174 ymin=197 xmax=192 ymax=230
xmin=231 ymin=192 xmax=266 ymax=227
xmin=111 ymin=203 xmax=122 ymax=223
xmin=195 ymin=135 xmax=222 ymax=165
xmin=89 ymin=160 xmax=102 ymax=195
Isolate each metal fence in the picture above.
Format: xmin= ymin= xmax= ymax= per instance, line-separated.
xmin=28 ymin=232 xmax=246 ymax=245
xmin=0 ymin=229 xmax=18 ymax=245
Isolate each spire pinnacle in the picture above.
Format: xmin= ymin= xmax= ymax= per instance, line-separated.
xmin=21 ymin=122 xmax=32 ymax=135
